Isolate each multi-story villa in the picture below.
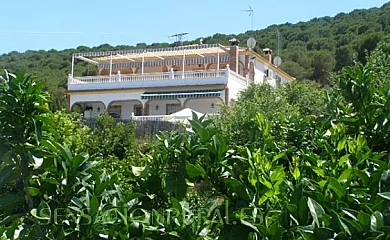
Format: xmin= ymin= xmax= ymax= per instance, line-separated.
xmin=67 ymin=40 xmax=294 ymax=119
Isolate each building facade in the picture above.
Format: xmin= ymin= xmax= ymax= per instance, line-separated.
xmin=67 ymin=42 xmax=294 ymax=119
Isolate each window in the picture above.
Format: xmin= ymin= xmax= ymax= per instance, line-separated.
xmin=166 ymin=104 xmax=181 ymax=115
xmin=134 ymin=105 xmax=142 ymax=116
xmin=265 ymin=69 xmax=273 ymax=78
xmin=108 ymin=105 xmax=121 ymax=114
xmin=108 ymin=105 xmax=121 ymax=118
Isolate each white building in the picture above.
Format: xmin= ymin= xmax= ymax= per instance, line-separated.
xmin=67 ymin=40 xmax=294 ymax=119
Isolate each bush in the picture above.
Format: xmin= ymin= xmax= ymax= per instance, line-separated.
xmin=89 ymin=112 xmax=137 ymax=160
xmin=216 ymin=80 xmax=325 ymax=148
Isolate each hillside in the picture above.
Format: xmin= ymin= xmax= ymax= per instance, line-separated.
xmin=1 ymin=2 xmax=389 ymax=110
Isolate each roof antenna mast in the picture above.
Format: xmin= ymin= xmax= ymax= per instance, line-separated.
xmin=241 ymin=6 xmax=254 ymax=31
xmin=169 ymin=32 xmax=189 ymax=47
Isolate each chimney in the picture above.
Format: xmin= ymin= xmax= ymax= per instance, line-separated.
xmin=263 ymin=48 xmax=273 ymax=63
xmin=229 ymin=38 xmax=240 ymax=73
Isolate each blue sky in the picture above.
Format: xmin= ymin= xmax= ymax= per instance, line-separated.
xmin=0 ymin=0 xmax=388 ymax=54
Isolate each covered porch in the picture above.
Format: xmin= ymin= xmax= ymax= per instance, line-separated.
xmin=69 ymin=88 xmax=225 ymax=119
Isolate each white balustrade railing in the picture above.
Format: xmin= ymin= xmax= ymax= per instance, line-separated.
xmin=175 ymin=70 xmax=226 ymax=79
xmin=70 ymin=69 xmax=227 ymax=85
xmin=120 ymin=72 xmax=170 ymax=82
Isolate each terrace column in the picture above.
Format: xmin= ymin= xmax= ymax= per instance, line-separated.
xmin=141 ymin=100 xmax=149 ymax=116
xmin=217 ymin=46 xmax=220 ymax=76
xmin=182 ymin=48 xmax=186 ymax=79
xmin=109 ymin=54 xmax=113 ymax=80
xmin=179 ymin=98 xmax=186 ymax=108
xmin=141 ymin=51 xmax=145 ymax=75
xmin=71 ymin=55 xmax=75 ymax=78
xmin=142 ymin=104 xmax=149 ymax=116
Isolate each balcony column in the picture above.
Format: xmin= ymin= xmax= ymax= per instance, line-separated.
xmin=182 ymin=49 xmax=186 ymax=79
xmin=141 ymin=51 xmax=145 ymax=76
xmin=71 ymin=55 xmax=75 ymax=78
xmin=109 ymin=54 xmax=113 ymax=81
xmin=217 ymin=46 xmax=220 ymax=76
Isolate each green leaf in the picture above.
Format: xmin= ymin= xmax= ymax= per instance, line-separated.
xmin=337 ymin=136 xmax=348 ymax=152
xmin=338 ymin=154 xmax=350 ymax=166
xmin=357 ymin=211 xmax=371 ymax=231
xmin=338 ymin=169 xmax=353 ymax=182
xmin=299 ymin=196 xmax=309 ymax=224
xmin=224 ymin=178 xmax=249 ymax=201
xmin=293 ymin=167 xmax=300 ymax=180
xmin=78 ymin=161 xmax=98 ymax=172
xmin=337 ymin=215 xmax=351 ymax=236
xmin=328 ymin=177 xmax=345 ymax=198
xmin=370 ymin=211 xmax=384 ymax=231
xmin=186 ymin=162 xmax=206 ymax=178
xmin=71 ymin=154 xmax=88 ymax=171
xmin=90 ymin=195 xmax=99 ymax=216
xmin=313 ymin=227 xmax=335 ymax=240
xmin=378 ymin=192 xmax=390 ymax=201
xmin=307 ymin=197 xmax=325 ymax=227
xmin=28 ymin=187 xmax=40 ymax=197
xmin=273 ymin=152 xmax=286 ymax=161
xmin=33 ymin=118 xmax=43 ymax=143
xmin=170 ymin=197 xmax=182 ymax=213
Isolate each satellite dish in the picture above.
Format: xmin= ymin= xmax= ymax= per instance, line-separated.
xmin=247 ymin=37 xmax=256 ymax=49
xmin=274 ymin=56 xmax=282 ymax=67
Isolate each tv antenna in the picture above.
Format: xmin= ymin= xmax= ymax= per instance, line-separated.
xmin=169 ymin=32 xmax=189 ymax=46
xmin=241 ymin=6 xmax=254 ymax=31
xmin=276 ymin=29 xmax=281 ymax=56
xmin=274 ymin=29 xmax=282 ymax=67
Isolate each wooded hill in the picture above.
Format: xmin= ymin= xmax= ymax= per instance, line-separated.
xmin=1 ymin=2 xmax=389 ymax=110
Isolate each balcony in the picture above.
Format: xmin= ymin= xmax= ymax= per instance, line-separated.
xmin=67 ymin=67 xmax=247 ymax=91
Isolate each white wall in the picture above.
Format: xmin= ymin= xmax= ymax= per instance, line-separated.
xmin=253 ymin=59 xmax=290 ymax=86
xmin=69 ymin=87 xmax=228 ymax=116
xmin=69 ymin=76 xmax=228 ymax=91
xmin=83 ymin=102 xmax=105 ymax=119
xmin=70 ymin=91 xmax=144 ymax=109
xmin=109 ymin=101 xmax=142 ymax=119
xmin=148 ymin=100 xmax=181 ymax=115
xmin=227 ymin=72 xmax=247 ymax=103
xmin=253 ymin=60 xmax=265 ymax=84
xmin=185 ymin=98 xmax=223 ymax=114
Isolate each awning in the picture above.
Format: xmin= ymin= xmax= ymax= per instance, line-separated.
xmin=141 ymin=89 xmax=224 ymax=100
xmin=97 ymin=56 xmax=230 ymax=70
xmin=73 ymin=44 xmax=230 ymax=63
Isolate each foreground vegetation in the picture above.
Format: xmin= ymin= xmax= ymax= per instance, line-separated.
xmin=1 ymin=39 xmax=390 ymax=239
xmin=1 ymin=2 xmax=390 ymax=110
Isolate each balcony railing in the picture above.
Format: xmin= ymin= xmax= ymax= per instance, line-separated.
xmin=69 ymin=69 xmax=227 ymax=85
